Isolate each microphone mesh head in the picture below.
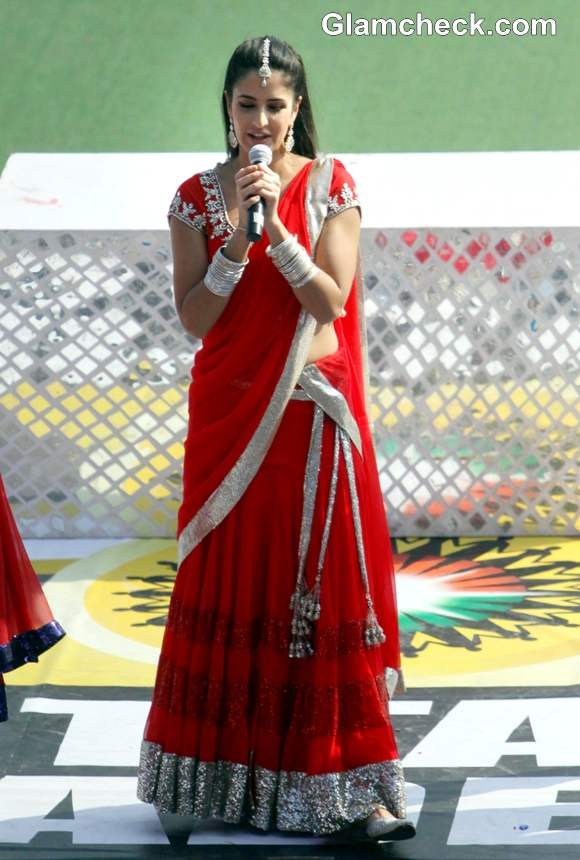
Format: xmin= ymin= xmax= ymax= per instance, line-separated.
xmin=248 ymin=144 xmax=273 ymax=165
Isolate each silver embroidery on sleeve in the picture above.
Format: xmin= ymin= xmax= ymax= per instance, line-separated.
xmin=136 ymin=739 xmax=408 ymax=833
xmin=198 ymin=169 xmax=235 ymax=240
xmin=327 ymin=180 xmax=361 ymax=219
xmin=167 ymin=189 xmax=207 ymax=233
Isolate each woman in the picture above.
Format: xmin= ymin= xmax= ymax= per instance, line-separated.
xmin=137 ymin=35 xmax=415 ymax=841
xmin=0 ymin=474 xmax=66 ymax=722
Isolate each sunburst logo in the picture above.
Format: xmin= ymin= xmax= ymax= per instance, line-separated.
xmin=391 ymin=536 xmax=580 ymax=687
xmin=28 ymin=536 xmax=579 ymax=690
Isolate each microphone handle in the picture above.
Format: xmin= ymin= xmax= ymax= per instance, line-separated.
xmin=246 ymin=196 xmax=265 ymax=243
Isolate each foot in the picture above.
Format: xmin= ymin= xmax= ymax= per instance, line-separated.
xmin=365 ymin=805 xmax=416 ymax=841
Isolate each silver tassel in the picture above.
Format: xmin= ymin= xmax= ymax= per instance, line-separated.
xmin=289 ymin=417 xmax=342 ymax=658
xmin=364 ymin=595 xmax=387 ymax=646
xmin=289 ymin=584 xmax=319 ymax=657
xmin=339 ymin=427 xmax=388 ymax=651
xmin=288 ymin=405 xmax=387 ymax=657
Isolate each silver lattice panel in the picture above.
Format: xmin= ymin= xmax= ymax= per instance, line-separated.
xmin=0 ymin=227 xmax=579 ymax=537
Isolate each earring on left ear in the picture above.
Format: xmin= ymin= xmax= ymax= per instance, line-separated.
xmin=284 ymin=124 xmax=295 ymax=152
xmin=228 ymin=118 xmax=238 ymax=149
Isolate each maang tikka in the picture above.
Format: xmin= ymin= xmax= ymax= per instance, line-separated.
xmin=258 ymin=37 xmax=271 ymax=87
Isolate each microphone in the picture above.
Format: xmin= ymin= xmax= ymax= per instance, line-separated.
xmin=246 ymin=143 xmax=273 ymax=242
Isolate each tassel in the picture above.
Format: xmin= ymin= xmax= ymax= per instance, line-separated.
xmin=363 ymin=599 xmax=387 ymax=648
xmin=338 ymin=426 xmax=388 ymax=652
xmin=288 ymin=404 xmax=325 ymax=659
xmin=288 ymin=421 xmax=340 ymax=659
xmin=289 ymin=585 xmax=320 ymax=658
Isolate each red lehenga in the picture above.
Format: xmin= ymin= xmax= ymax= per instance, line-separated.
xmin=0 ymin=474 xmax=66 ymax=722
xmin=136 ymin=154 xmax=408 ymax=834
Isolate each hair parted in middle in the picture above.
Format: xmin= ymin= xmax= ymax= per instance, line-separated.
xmin=221 ymin=35 xmax=319 ymax=161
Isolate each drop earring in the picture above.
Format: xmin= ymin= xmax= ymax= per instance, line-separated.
xmin=284 ymin=123 xmax=295 ymax=152
xmin=228 ymin=118 xmax=238 ymax=149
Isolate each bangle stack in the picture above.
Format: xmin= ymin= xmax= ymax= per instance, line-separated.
xmin=203 ymin=245 xmax=249 ymax=297
xmin=265 ymin=233 xmax=320 ymax=289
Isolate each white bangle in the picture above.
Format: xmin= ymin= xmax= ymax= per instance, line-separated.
xmin=266 ymin=233 xmax=319 ymax=289
xmin=203 ymin=245 xmax=248 ymax=297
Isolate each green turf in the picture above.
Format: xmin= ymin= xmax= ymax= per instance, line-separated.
xmin=1 ymin=0 xmax=578 ymax=174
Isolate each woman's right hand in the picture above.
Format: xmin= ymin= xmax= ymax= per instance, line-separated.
xmin=234 ymin=164 xmax=264 ymax=230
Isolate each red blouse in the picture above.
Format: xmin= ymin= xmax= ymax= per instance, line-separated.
xmin=166 ymin=157 xmax=362 ymax=258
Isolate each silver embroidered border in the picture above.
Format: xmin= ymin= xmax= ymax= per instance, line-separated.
xmin=177 ymin=308 xmax=316 ymax=566
xmin=327 ymin=180 xmax=362 ymax=219
xmin=315 ymin=420 xmax=341 ymax=575
xmin=199 ymin=169 xmax=235 ymax=240
xmin=289 ymin=387 xmax=313 ymax=400
xmin=297 ymin=403 xmax=324 ymax=575
xmin=136 ymin=739 xmax=408 ymax=834
xmin=340 ymin=427 xmax=372 ymax=597
xmin=297 ymin=363 xmax=362 ymax=455
xmin=167 ymin=189 xmax=207 ymax=234
xmin=305 ymin=154 xmax=334 ymax=257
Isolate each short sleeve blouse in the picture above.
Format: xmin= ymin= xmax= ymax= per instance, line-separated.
xmin=166 ymin=157 xmax=361 ymax=247
xmin=326 ymin=157 xmax=362 ymax=221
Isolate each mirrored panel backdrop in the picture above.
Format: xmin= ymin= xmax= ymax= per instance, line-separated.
xmin=0 ymin=225 xmax=578 ymax=537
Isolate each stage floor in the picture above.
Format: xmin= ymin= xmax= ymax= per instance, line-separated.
xmin=1 ymin=535 xmax=579 ymax=859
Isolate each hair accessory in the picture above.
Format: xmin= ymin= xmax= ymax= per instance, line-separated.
xmin=258 ymin=37 xmax=271 ymax=87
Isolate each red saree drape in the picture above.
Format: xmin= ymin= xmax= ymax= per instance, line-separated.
xmin=137 ymin=155 xmax=408 ymax=834
xmin=0 ymin=474 xmax=66 ymax=721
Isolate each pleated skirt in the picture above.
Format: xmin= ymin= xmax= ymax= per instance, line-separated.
xmin=137 ymin=391 xmax=408 ymax=834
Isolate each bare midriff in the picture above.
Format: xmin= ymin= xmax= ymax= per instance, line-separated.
xmin=305 ymin=321 xmax=339 ymax=364
xmin=215 ymin=158 xmax=340 ymax=366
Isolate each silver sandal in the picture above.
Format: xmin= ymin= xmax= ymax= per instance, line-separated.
xmin=365 ymin=806 xmax=417 ymax=841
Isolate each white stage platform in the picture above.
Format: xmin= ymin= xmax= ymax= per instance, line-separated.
xmin=2 ymin=150 xmax=580 ymax=229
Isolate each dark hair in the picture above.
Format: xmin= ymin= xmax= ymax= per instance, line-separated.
xmin=221 ymin=36 xmax=319 ymax=160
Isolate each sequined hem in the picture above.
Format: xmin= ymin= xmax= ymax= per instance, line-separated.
xmin=137 ymin=740 xmax=407 ymax=834
xmin=0 ymin=619 xmax=66 ymax=673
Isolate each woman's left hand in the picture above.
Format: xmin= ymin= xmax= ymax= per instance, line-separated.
xmin=250 ymin=163 xmax=282 ymax=226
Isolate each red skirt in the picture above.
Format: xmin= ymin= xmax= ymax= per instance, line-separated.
xmin=0 ymin=474 xmax=66 ymax=722
xmin=137 ymin=393 xmax=407 ymax=834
